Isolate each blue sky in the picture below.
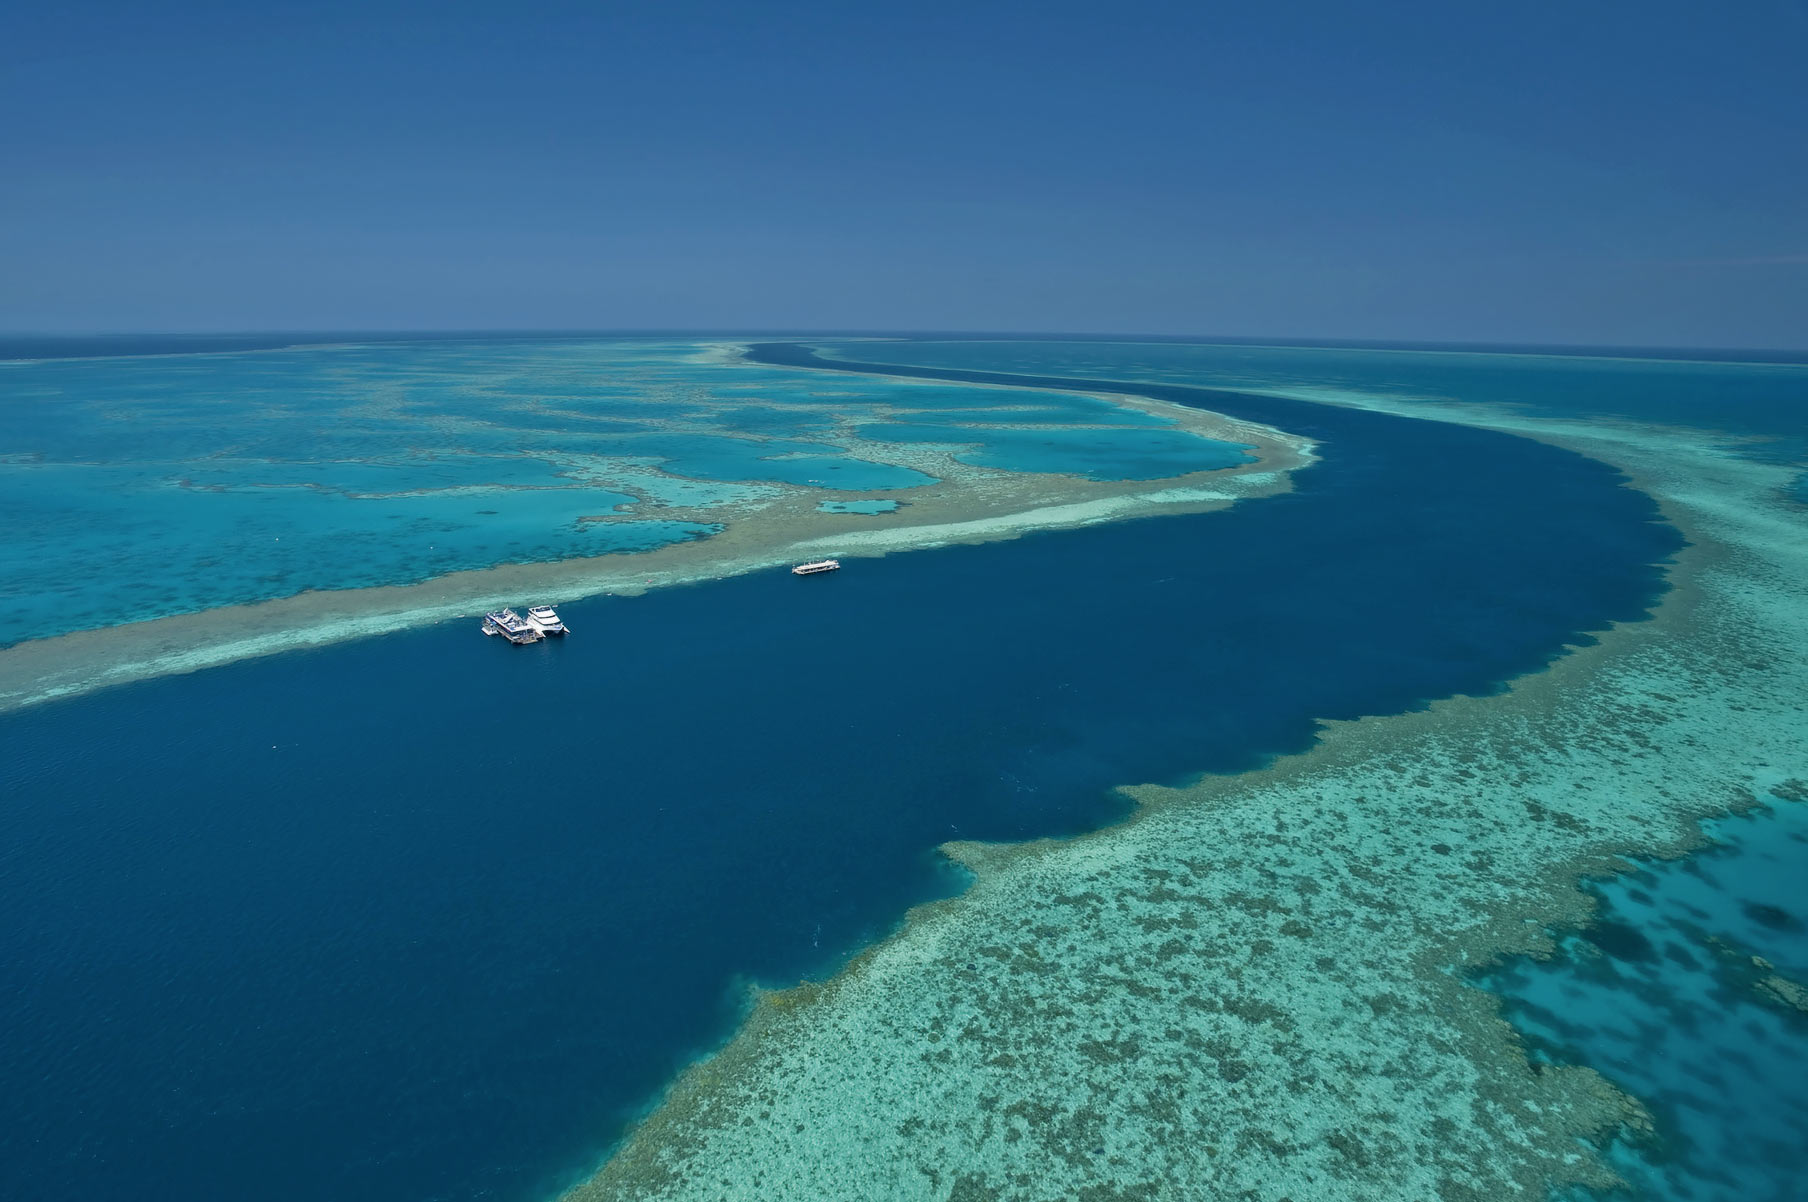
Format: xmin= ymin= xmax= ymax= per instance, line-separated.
xmin=4 ymin=0 xmax=1806 ymax=346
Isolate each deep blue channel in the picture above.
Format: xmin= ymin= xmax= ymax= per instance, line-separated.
xmin=0 ymin=341 xmax=1680 ymax=1202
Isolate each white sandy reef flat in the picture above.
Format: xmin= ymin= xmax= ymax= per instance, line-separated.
xmin=568 ymin=394 xmax=1808 ymax=1200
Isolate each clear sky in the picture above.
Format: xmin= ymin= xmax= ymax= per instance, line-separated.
xmin=4 ymin=0 xmax=1806 ymax=347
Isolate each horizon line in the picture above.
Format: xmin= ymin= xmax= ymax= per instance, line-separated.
xmin=3 ymin=328 xmax=1806 ymax=364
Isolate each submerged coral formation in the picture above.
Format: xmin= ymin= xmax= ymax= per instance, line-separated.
xmin=0 ymin=340 xmax=1307 ymax=712
xmin=572 ymin=396 xmax=1808 ymax=1201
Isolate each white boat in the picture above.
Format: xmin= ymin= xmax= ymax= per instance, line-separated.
xmin=482 ymin=609 xmax=542 ymax=644
xmin=525 ymin=604 xmax=569 ymax=635
xmin=792 ymin=559 xmax=841 ymax=576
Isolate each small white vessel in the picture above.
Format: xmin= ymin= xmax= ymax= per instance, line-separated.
xmin=792 ymin=559 xmax=841 ymax=576
xmin=525 ymin=604 xmax=569 ymax=635
xmin=482 ymin=609 xmax=542 ymax=644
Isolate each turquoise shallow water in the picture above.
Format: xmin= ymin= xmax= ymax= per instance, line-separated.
xmin=823 ymin=338 xmax=1808 ymax=470
xmin=0 ymin=460 xmax=716 ymax=636
xmin=791 ymin=338 xmax=1808 ymax=1202
xmin=632 ymin=435 xmax=932 ymax=490
xmin=1486 ymin=797 xmax=1808 ymax=1202
xmin=0 ymin=338 xmax=1250 ymax=643
xmin=2 ymin=335 xmax=1803 ymax=1202
xmin=856 ymin=421 xmax=1253 ymax=478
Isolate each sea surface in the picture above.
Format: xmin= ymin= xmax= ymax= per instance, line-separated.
xmin=1 ymin=335 xmax=1803 ymax=1202
xmin=2 ymin=337 xmax=1249 ymax=642
xmin=1488 ymin=797 xmax=1808 ymax=1202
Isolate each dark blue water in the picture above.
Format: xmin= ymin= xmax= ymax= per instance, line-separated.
xmin=789 ymin=339 xmax=1808 ymax=1202
xmin=819 ymin=338 xmax=1808 ymax=479
xmin=1 ymin=341 xmax=1682 ymax=1202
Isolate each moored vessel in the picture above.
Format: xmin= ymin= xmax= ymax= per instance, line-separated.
xmin=525 ymin=604 xmax=568 ymax=635
xmin=482 ymin=609 xmax=543 ymax=644
xmin=792 ymin=559 xmax=841 ymax=576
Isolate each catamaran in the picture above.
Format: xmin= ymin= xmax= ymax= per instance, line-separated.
xmin=524 ymin=604 xmax=568 ymax=635
xmin=481 ymin=609 xmax=543 ymax=644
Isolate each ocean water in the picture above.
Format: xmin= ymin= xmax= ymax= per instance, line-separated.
xmin=854 ymin=421 xmax=1253 ymax=479
xmin=7 ymin=335 xmax=1805 ymax=1202
xmin=816 ymin=498 xmax=901 ymax=514
xmin=817 ymin=338 xmax=1808 ymax=463
xmin=822 ymin=337 xmax=1808 ymax=504
xmin=3 ymin=337 xmax=1210 ymax=644
xmin=1485 ymin=796 xmax=1808 ymax=1202
xmin=0 ymin=460 xmax=717 ymax=637
xmin=625 ymin=434 xmax=933 ymax=490
xmin=791 ymin=338 xmax=1808 ymax=1202
xmin=0 ymin=335 xmax=1690 ymax=1202
xmin=887 ymin=404 xmax=1170 ymax=426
